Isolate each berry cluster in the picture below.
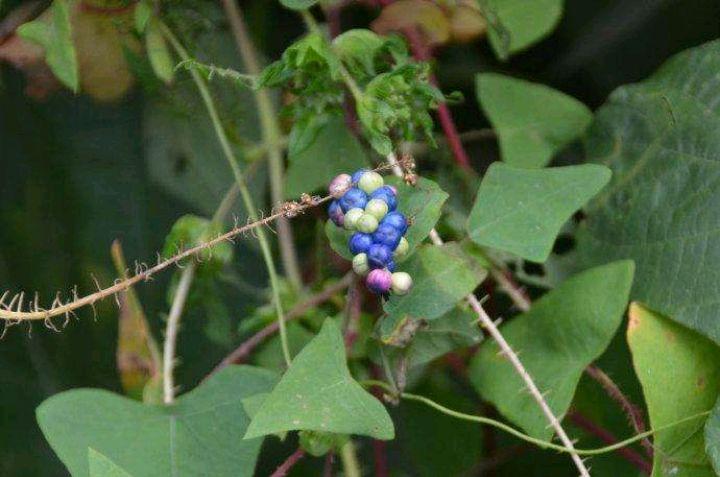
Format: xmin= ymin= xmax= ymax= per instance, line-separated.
xmin=328 ymin=169 xmax=413 ymax=296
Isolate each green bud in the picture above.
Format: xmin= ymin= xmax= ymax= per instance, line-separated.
xmin=352 ymin=253 xmax=369 ymax=276
xmin=394 ymin=237 xmax=409 ymax=260
xmin=343 ymin=208 xmax=364 ymax=231
xmin=358 ymin=171 xmax=384 ymax=194
xmin=356 ymin=213 xmax=379 ymax=233
xmin=365 ymin=198 xmax=389 ymax=220
xmin=391 ymin=272 xmax=413 ymax=295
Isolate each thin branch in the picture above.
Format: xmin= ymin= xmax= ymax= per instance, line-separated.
xmin=221 ymin=0 xmax=304 ymax=291
xmin=386 ymin=153 xmax=589 ymax=477
xmin=489 ymin=266 xmax=531 ymax=312
xmin=270 ymin=447 xmax=306 ymax=477
xmin=340 ymin=440 xmax=361 ymax=477
xmin=163 ymin=265 xmax=195 ymax=404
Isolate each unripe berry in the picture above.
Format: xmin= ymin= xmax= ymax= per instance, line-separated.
xmin=370 ymin=186 xmax=397 ymax=211
xmin=351 ymin=169 xmax=369 ymax=184
xmin=349 ymin=232 xmax=373 ymax=255
xmin=391 ymin=272 xmax=413 ymax=295
xmin=366 ymin=268 xmax=392 ymax=294
xmin=372 ymin=223 xmax=402 ymax=249
xmin=328 ymin=200 xmax=344 ymax=227
xmin=352 ymin=253 xmax=369 ymax=276
xmin=365 ymin=198 xmax=389 ymax=220
xmin=381 ymin=211 xmax=408 ymax=234
xmin=356 ymin=213 xmax=379 ymax=233
xmin=358 ymin=171 xmax=384 ymax=194
xmin=343 ymin=208 xmax=364 ymax=231
xmin=394 ymin=237 xmax=409 ymax=260
xmin=328 ymin=173 xmax=352 ymax=198
xmin=338 ymin=187 xmax=368 ymax=212
xmin=367 ymin=243 xmax=393 ymax=269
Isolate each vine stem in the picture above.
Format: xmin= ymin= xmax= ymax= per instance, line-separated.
xmin=160 ymin=22 xmax=293 ymax=367
xmin=221 ymin=0 xmax=304 ymax=292
xmin=270 ymin=447 xmax=306 ymax=477
xmin=340 ymin=440 xmax=361 ymax=477
xmin=162 ymin=265 xmax=195 ymax=404
xmin=386 ymin=154 xmax=590 ymax=477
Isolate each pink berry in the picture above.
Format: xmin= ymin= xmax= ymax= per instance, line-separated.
xmin=366 ymin=268 xmax=392 ymax=294
xmin=329 ymin=174 xmax=352 ymax=198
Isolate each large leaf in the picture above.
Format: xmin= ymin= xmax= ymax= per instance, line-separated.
xmin=705 ymin=399 xmax=720 ymax=475
xmin=381 ymin=243 xmax=487 ymax=339
xmin=481 ymin=0 xmax=564 ymax=59
xmin=88 ymin=449 xmax=132 ymax=477
xmin=17 ymin=0 xmax=78 ymax=91
xmin=476 ymin=73 xmax=592 ymax=168
xmin=245 ymin=319 xmax=394 ymax=440
xmin=627 ymin=303 xmax=719 ymax=477
xmin=37 ymin=366 xmax=277 ymax=477
xmin=469 ymin=260 xmax=634 ymax=439
xmin=285 ymin=114 xmax=369 ymax=198
xmin=466 ymin=162 xmax=610 ymax=263
xmin=572 ymin=39 xmax=720 ymax=344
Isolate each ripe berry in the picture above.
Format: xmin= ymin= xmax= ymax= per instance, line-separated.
xmin=352 ymin=253 xmax=369 ymax=276
xmin=343 ymin=208 xmax=364 ymax=230
xmin=381 ymin=211 xmax=408 ymax=234
xmin=356 ymin=213 xmax=379 ymax=233
xmin=328 ymin=173 xmax=352 ymax=198
xmin=391 ymin=272 xmax=413 ymax=295
xmin=358 ymin=171 xmax=384 ymax=194
xmin=328 ymin=201 xmax=344 ymax=227
xmin=366 ymin=268 xmax=392 ymax=294
xmin=370 ymin=186 xmax=397 ymax=211
xmin=386 ymin=259 xmax=396 ymax=272
xmin=372 ymin=223 xmax=402 ymax=249
xmin=348 ymin=232 xmax=373 ymax=255
xmin=367 ymin=243 xmax=393 ymax=269
xmin=365 ymin=198 xmax=389 ymax=220
xmin=338 ymin=187 xmax=368 ymax=212
xmin=351 ymin=169 xmax=369 ymax=184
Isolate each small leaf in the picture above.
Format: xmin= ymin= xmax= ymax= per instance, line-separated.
xmin=333 ymin=29 xmax=386 ymax=77
xmin=37 ymin=366 xmax=278 ymax=477
xmin=466 ymin=162 xmax=611 ymax=263
xmin=279 ymin=0 xmax=319 ymax=10
xmin=145 ymin=19 xmax=174 ymax=84
xmin=18 ymin=0 xmax=78 ymax=91
xmin=469 ymin=260 xmax=634 ymax=439
xmin=245 ymin=319 xmax=394 ymax=440
xmin=285 ymin=114 xmax=369 ymax=198
xmin=134 ymin=2 xmax=152 ymax=33
xmin=163 ymin=215 xmax=233 ymax=267
xmin=381 ymin=243 xmax=487 ymax=339
xmin=88 ymin=449 xmax=132 ymax=477
xmin=627 ymin=303 xmax=720 ymax=476
xmin=476 ymin=73 xmax=592 ymax=168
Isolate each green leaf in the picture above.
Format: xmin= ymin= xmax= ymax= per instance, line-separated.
xmin=88 ymin=449 xmax=132 ymax=477
xmin=134 ymin=2 xmax=152 ymax=34
xmin=245 ymin=319 xmax=394 ymax=440
xmin=705 ymin=399 xmax=720 ymax=475
xmin=572 ymin=40 xmax=720 ymax=344
xmin=285 ymin=114 xmax=369 ymax=198
xmin=279 ymin=0 xmax=319 ymax=10
xmin=332 ymin=29 xmax=386 ymax=77
xmin=381 ymin=243 xmax=487 ymax=339
xmin=163 ymin=214 xmax=232 ymax=267
xmin=37 ymin=366 xmax=278 ymax=477
xmin=18 ymin=0 xmax=78 ymax=91
xmin=476 ymin=73 xmax=592 ymax=168
xmin=145 ymin=20 xmax=174 ymax=84
xmin=627 ymin=303 xmax=719 ymax=477
xmin=466 ymin=162 xmax=611 ymax=263
xmin=325 ymin=219 xmax=353 ymax=260
xmin=469 ymin=260 xmax=634 ymax=439
xmin=481 ymin=0 xmax=564 ymax=58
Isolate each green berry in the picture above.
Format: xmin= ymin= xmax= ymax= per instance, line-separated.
xmin=365 ymin=198 xmax=389 ymax=220
xmin=391 ymin=272 xmax=413 ymax=295
xmin=356 ymin=213 xmax=379 ymax=233
xmin=343 ymin=208 xmax=364 ymax=230
xmin=358 ymin=171 xmax=384 ymax=194
xmin=352 ymin=253 xmax=369 ymax=276
xmin=394 ymin=237 xmax=409 ymax=260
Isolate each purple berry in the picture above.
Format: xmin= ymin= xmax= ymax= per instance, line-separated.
xmin=366 ymin=268 xmax=392 ymax=294
xmin=380 ymin=212 xmax=408 ymax=234
xmin=351 ymin=169 xmax=369 ymax=184
xmin=372 ymin=223 xmax=402 ymax=249
xmin=369 ymin=186 xmax=398 ymax=211
xmin=349 ymin=232 xmax=373 ymax=255
xmin=367 ymin=243 xmax=393 ymax=269
xmin=338 ymin=187 xmax=368 ymax=212
xmin=328 ymin=173 xmax=352 ymax=198
xmin=386 ymin=259 xmax=396 ymax=272
xmin=328 ymin=200 xmax=344 ymax=227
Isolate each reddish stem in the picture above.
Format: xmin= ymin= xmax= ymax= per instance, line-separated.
xmin=403 ymin=26 xmax=472 ymax=170
xmin=323 ymin=452 xmax=334 ymax=477
xmin=372 ymin=440 xmax=389 ymax=477
xmin=270 ymin=447 xmax=306 ymax=477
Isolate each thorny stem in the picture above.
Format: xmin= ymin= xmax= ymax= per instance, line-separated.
xmin=385 ymin=153 xmax=590 ymax=477
xmin=270 ymin=447 xmax=306 ymax=477
xmin=161 ymin=22 xmax=293 ymax=367
xmin=221 ymin=0 xmax=304 ymax=292
xmin=163 ymin=265 xmax=195 ymax=404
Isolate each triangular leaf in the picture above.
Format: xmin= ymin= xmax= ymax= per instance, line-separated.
xmin=88 ymin=449 xmax=133 ymax=477
xmin=482 ymin=0 xmax=564 ymax=58
xmin=245 ymin=320 xmax=394 ymax=440
xmin=466 ymin=162 xmax=611 ymax=263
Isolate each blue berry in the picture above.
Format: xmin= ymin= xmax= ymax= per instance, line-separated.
xmin=386 ymin=259 xmax=396 ymax=272
xmin=351 ymin=169 xmax=369 ymax=184
xmin=372 ymin=223 xmax=402 ymax=249
xmin=338 ymin=187 xmax=368 ymax=212
xmin=370 ymin=186 xmax=398 ymax=211
xmin=328 ymin=200 xmax=344 ymax=227
xmin=367 ymin=243 xmax=393 ymax=269
xmin=349 ymin=232 xmax=373 ymax=255
xmin=380 ymin=212 xmax=408 ymax=234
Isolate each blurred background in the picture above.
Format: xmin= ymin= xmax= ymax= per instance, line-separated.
xmin=1 ymin=0 xmax=718 ymax=475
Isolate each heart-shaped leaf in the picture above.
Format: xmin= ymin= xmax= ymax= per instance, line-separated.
xmin=245 ymin=319 xmax=394 ymax=440
xmin=37 ymin=366 xmax=277 ymax=477
xmin=88 ymin=449 xmax=132 ymax=477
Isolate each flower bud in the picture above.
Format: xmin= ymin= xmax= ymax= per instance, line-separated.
xmin=391 ymin=272 xmax=413 ymax=295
